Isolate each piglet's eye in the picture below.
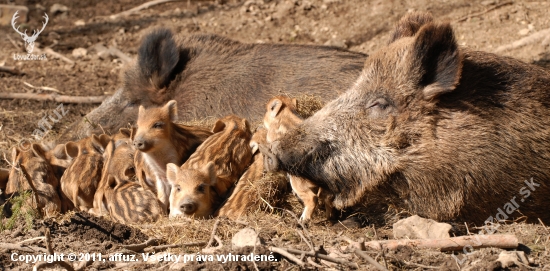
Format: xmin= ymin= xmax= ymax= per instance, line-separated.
xmin=175 ymin=185 xmax=181 ymax=192
xmin=153 ymin=122 xmax=164 ymax=129
xmin=368 ymin=98 xmax=390 ymax=110
xmin=196 ymin=184 xmax=206 ymax=193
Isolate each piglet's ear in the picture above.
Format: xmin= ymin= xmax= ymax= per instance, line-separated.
xmin=268 ymin=99 xmax=283 ymax=119
xmin=212 ymin=120 xmax=226 ymax=133
xmin=119 ymin=128 xmax=131 ymax=138
xmin=138 ymin=105 xmax=145 ymax=119
xmin=203 ymin=161 xmax=217 ymax=186
xmin=166 ymin=163 xmax=179 ymax=185
xmin=250 ymin=141 xmax=259 ymax=155
xmin=31 ymin=144 xmax=47 ymax=160
xmin=411 ymin=22 xmax=463 ymax=100
xmin=65 ymin=142 xmax=79 ymax=158
xmin=11 ymin=147 xmax=20 ymax=165
xmin=389 ymin=11 xmax=434 ymax=44
xmin=165 ymin=100 xmax=178 ymax=122
xmin=130 ymin=127 xmax=137 ymax=140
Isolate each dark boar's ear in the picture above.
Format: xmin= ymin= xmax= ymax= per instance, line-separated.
xmin=412 ymin=22 xmax=463 ymax=100
xmin=389 ymin=11 xmax=434 ymax=44
xmin=137 ymin=28 xmax=179 ymax=101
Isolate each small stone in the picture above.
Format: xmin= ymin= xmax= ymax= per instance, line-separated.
xmin=50 ymin=3 xmax=69 ymax=15
xmin=74 ymin=19 xmax=85 ymax=26
xmin=72 ymin=48 xmax=87 ymax=59
xmin=518 ymin=29 xmax=530 ymax=36
xmin=393 ymin=215 xmax=452 ymax=239
xmin=231 ymin=228 xmax=263 ymax=248
xmin=496 ymin=251 xmax=529 ymax=268
xmin=481 ymin=0 xmax=495 ymax=6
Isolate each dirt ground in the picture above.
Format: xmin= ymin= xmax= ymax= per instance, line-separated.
xmin=1 ymin=0 xmax=550 ymax=270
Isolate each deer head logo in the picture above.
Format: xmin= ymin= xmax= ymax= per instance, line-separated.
xmin=11 ymin=11 xmax=49 ymax=54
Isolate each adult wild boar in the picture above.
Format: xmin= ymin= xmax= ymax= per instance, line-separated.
xmin=261 ymin=12 xmax=550 ymax=224
xmin=61 ymin=29 xmax=367 ymax=140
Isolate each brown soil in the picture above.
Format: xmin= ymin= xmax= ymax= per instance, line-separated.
xmin=1 ymin=0 xmax=549 ymax=270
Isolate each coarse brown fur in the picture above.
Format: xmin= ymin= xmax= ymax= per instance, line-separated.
xmin=132 ymin=100 xmax=212 ymax=211
xmin=0 ymin=168 xmax=9 ymax=191
xmin=265 ymin=12 xmax=550 ymax=224
xmin=263 ymin=96 xmax=334 ymax=221
xmin=216 ymin=128 xmax=288 ymax=220
xmin=7 ymin=144 xmax=62 ymax=217
xmin=90 ymin=129 xmax=163 ymax=223
xmin=167 ymin=115 xmax=253 ymax=218
xmin=60 ymin=134 xmax=110 ymax=212
xmin=61 ymin=29 xmax=367 ymax=141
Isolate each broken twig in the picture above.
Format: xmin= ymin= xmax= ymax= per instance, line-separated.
xmin=23 ymin=82 xmax=61 ymax=93
xmin=285 ymin=247 xmax=358 ymax=269
xmin=109 ymin=0 xmax=181 ymax=20
xmin=495 ymin=28 xmax=550 ymax=53
xmin=120 ymin=238 xmax=161 ymax=252
xmin=44 ymin=47 xmax=75 ymax=65
xmin=19 ymin=164 xmax=42 ymax=218
xmin=363 ymin=234 xmax=518 ymax=252
xmin=270 ymin=247 xmax=305 ymax=267
xmin=0 ymin=65 xmax=22 ymax=75
xmin=0 ymin=92 xmax=107 ymax=104
xmin=143 ymin=241 xmax=207 ymax=253
xmin=456 ymin=1 xmax=514 ymax=22
xmin=0 ymin=243 xmax=48 ymax=253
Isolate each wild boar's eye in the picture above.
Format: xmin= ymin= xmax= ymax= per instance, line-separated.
xmin=196 ymin=184 xmax=206 ymax=193
xmin=368 ymin=98 xmax=390 ymax=110
xmin=153 ymin=122 xmax=165 ymax=129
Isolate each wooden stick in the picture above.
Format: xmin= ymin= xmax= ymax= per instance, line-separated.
xmin=455 ymin=1 xmax=514 ymax=22
xmin=23 ymin=82 xmax=62 ymax=93
xmin=18 ymin=236 xmax=46 ymax=245
xmin=205 ymin=219 xmax=221 ymax=249
xmin=270 ymin=247 xmax=305 ymax=267
xmin=363 ymin=234 xmax=518 ymax=252
xmin=143 ymin=241 xmax=207 ymax=252
xmin=494 ymin=28 xmax=550 ymax=53
xmin=0 ymin=92 xmax=107 ymax=104
xmin=43 ymin=47 xmax=75 ymax=65
xmin=19 ymin=164 xmax=42 ymax=218
xmin=0 ymin=65 xmax=22 ymax=75
xmin=109 ymin=0 xmax=181 ymax=20
xmin=354 ymin=249 xmax=388 ymax=271
xmin=107 ymin=46 xmax=132 ymax=64
xmin=0 ymin=243 xmax=48 ymax=253
xmin=285 ymin=247 xmax=358 ymax=269
xmin=119 ymin=238 xmax=160 ymax=252
xmin=403 ymin=260 xmax=440 ymax=269
xmin=45 ymin=228 xmax=53 ymax=254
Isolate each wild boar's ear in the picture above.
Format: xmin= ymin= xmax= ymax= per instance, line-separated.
xmin=166 ymin=163 xmax=179 ymax=185
xmin=138 ymin=105 xmax=145 ymax=119
xmin=92 ymin=134 xmax=111 ymax=154
xmin=291 ymin=98 xmax=297 ymax=108
xmin=11 ymin=147 xmax=20 ymax=164
xmin=31 ymin=144 xmax=47 ymax=160
xmin=250 ymin=141 xmax=259 ymax=155
xmin=389 ymin=11 xmax=434 ymax=44
xmin=412 ymin=22 xmax=463 ymax=100
xmin=65 ymin=142 xmax=80 ymax=158
xmin=130 ymin=127 xmax=137 ymax=140
xmin=119 ymin=128 xmax=131 ymax=138
xmin=242 ymin=119 xmax=251 ymax=133
xmin=165 ymin=100 xmax=178 ymax=122
xmin=203 ymin=161 xmax=217 ymax=186
xmin=138 ymin=28 xmax=179 ymax=92
xmin=212 ymin=120 xmax=226 ymax=133
xmin=268 ymin=99 xmax=283 ymax=119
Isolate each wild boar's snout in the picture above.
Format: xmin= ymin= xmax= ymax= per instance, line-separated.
xmin=133 ymin=138 xmax=146 ymax=151
xmin=180 ymin=201 xmax=197 ymax=214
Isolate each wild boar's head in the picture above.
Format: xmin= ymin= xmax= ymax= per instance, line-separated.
xmin=60 ymin=29 xmax=181 ymax=141
xmin=268 ymin=13 xmax=464 ymax=210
